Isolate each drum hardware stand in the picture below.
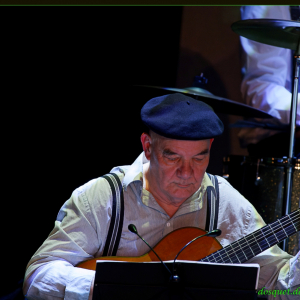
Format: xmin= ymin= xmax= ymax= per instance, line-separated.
xmin=255 ymin=159 xmax=261 ymax=185
xmin=282 ymin=40 xmax=300 ymax=252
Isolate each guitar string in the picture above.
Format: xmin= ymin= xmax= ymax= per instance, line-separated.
xmin=221 ymin=223 xmax=299 ymax=263
xmin=232 ymin=214 xmax=300 ymax=257
xmin=220 ymin=210 xmax=300 ymax=259
xmin=202 ymin=219 xmax=299 ymax=264
xmin=231 ymin=211 xmax=300 ymax=250
xmin=201 ymin=210 xmax=300 ymax=264
xmin=241 ymin=214 xmax=300 ymax=251
xmin=199 ymin=211 xmax=300 ymax=263
xmin=205 ymin=218 xmax=300 ymax=264
xmin=216 ymin=216 xmax=300 ymax=263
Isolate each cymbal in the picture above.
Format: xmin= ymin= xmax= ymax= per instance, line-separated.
xmin=231 ymin=19 xmax=300 ymax=50
xmin=230 ymin=119 xmax=299 ymax=131
xmin=135 ymin=85 xmax=273 ymax=118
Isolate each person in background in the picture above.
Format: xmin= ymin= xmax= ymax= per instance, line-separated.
xmin=238 ymin=5 xmax=300 ymax=158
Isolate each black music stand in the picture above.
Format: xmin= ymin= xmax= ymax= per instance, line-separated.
xmin=92 ymin=260 xmax=260 ymax=300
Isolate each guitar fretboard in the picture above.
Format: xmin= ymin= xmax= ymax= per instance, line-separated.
xmin=200 ymin=208 xmax=300 ymax=264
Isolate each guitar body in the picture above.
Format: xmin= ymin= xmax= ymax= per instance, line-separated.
xmin=77 ymin=209 xmax=300 ymax=270
xmin=77 ymin=227 xmax=222 ymax=270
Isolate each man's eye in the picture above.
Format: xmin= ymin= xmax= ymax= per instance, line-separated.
xmin=194 ymin=157 xmax=204 ymax=162
xmin=165 ymin=156 xmax=178 ymax=161
xmin=167 ymin=157 xmax=178 ymax=161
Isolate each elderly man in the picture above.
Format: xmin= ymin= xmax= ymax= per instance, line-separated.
xmin=23 ymin=93 xmax=299 ymax=300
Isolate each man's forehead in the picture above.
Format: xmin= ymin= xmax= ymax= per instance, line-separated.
xmin=150 ymin=131 xmax=210 ymax=143
xmin=157 ymin=138 xmax=211 ymax=153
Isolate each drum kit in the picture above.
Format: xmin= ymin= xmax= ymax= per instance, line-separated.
xmin=137 ymin=18 xmax=300 ymax=255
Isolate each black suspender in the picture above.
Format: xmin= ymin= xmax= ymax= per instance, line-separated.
xmin=101 ymin=172 xmax=219 ymax=255
xmin=205 ymin=173 xmax=220 ymax=232
xmin=102 ymin=173 xmax=125 ymax=256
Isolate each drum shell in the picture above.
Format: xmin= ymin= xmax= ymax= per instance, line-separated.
xmin=223 ymin=155 xmax=300 ymax=256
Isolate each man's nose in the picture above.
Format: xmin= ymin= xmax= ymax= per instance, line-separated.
xmin=177 ymin=160 xmax=193 ymax=179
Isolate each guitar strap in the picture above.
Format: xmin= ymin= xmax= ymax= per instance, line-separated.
xmin=205 ymin=174 xmax=220 ymax=232
xmin=102 ymin=172 xmax=125 ymax=256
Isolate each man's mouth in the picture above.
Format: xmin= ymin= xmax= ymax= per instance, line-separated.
xmin=176 ymin=183 xmax=191 ymax=188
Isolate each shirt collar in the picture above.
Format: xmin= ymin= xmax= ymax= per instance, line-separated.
xmin=122 ymin=152 xmax=148 ymax=190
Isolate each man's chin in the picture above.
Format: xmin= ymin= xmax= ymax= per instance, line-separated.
xmin=170 ymin=187 xmax=196 ymax=199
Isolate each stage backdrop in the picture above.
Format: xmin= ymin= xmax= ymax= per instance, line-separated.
xmin=2 ymin=6 xmax=248 ymax=298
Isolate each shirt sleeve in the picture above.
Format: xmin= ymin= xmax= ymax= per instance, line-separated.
xmin=23 ymin=177 xmax=113 ymax=300
xmin=243 ymin=206 xmax=299 ymax=298
xmin=216 ymin=175 xmax=300 ymax=299
xmin=245 ymin=229 xmax=300 ymax=299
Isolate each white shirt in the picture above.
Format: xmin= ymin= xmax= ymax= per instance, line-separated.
xmin=238 ymin=5 xmax=300 ymax=147
xmin=23 ymin=152 xmax=299 ymax=299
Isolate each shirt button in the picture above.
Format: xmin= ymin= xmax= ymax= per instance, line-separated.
xmin=167 ymin=222 xmax=170 ymax=227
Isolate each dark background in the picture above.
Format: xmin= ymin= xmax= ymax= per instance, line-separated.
xmin=2 ymin=5 xmax=299 ymax=299
xmin=1 ymin=7 xmax=183 ymax=296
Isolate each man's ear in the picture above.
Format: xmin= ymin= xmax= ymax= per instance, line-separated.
xmin=141 ymin=133 xmax=152 ymax=160
xmin=209 ymin=138 xmax=214 ymax=149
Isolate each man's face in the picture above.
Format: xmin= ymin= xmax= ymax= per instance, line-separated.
xmin=142 ymin=132 xmax=213 ymax=205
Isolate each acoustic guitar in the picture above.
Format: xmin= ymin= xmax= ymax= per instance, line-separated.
xmin=77 ymin=208 xmax=300 ymax=270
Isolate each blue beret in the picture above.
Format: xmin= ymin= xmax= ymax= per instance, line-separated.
xmin=141 ymin=93 xmax=224 ymax=140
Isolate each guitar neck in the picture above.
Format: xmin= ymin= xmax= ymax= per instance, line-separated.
xmin=200 ymin=208 xmax=300 ymax=264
